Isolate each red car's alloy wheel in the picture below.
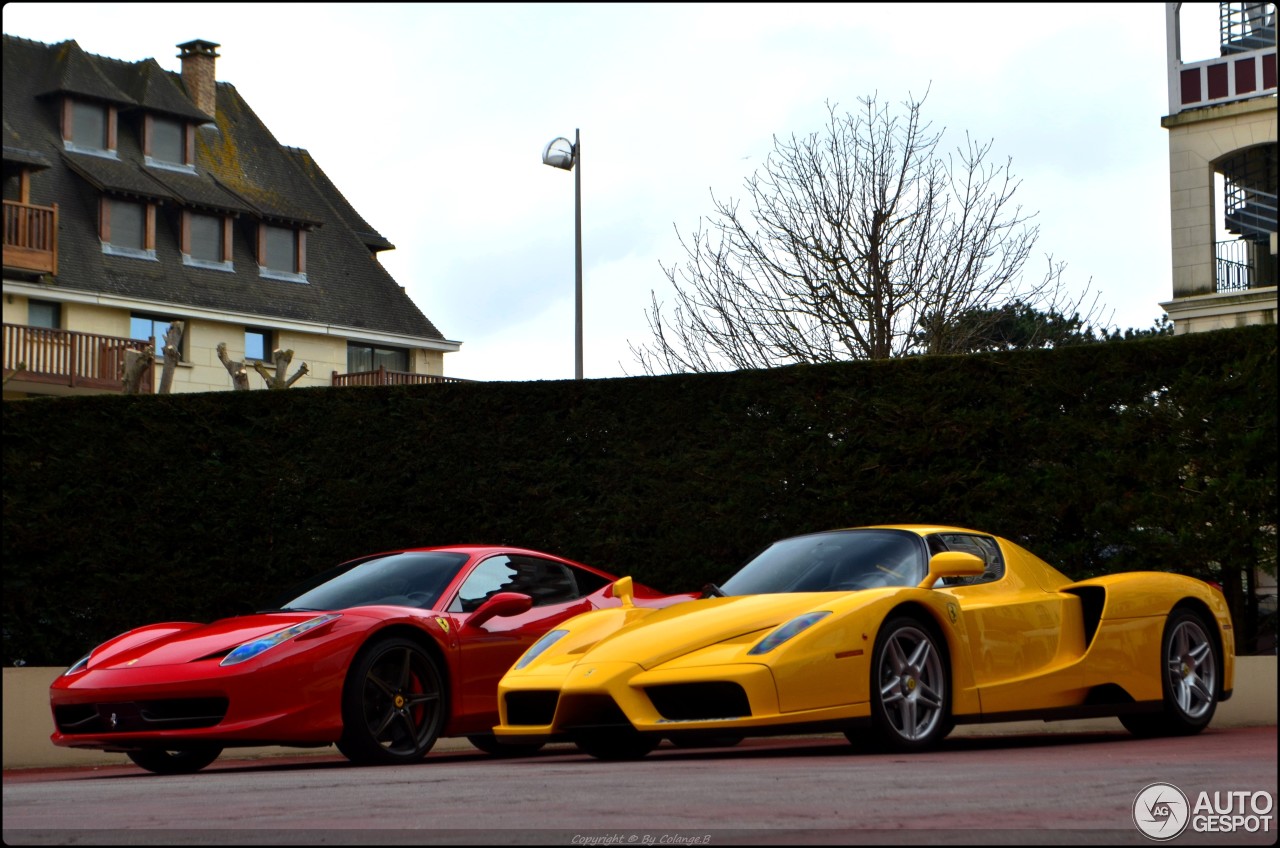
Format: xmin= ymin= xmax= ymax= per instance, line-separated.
xmin=338 ymin=637 xmax=445 ymax=765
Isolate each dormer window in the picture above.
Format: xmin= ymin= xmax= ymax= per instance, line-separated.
xmin=101 ymin=197 xmax=156 ymax=260
xmin=63 ymin=98 xmax=117 ymax=158
xmin=182 ymin=210 xmax=232 ymax=270
xmin=144 ymin=115 xmax=194 ymax=172
xmin=258 ymin=223 xmax=307 ymax=283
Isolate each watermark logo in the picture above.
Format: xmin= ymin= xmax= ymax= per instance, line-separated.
xmin=1133 ymin=783 xmax=1190 ymax=841
xmin=1133 ymin=783 xmax=1275 ymax=840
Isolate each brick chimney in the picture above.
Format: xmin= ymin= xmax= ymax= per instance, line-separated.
xmin=177 ymin=39 xmax=220 ymax=116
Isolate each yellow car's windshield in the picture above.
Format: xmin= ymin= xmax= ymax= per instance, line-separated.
xmin=720 ymin=529 xmax=926 ymax=595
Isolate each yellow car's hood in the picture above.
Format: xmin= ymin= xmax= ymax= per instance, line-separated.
xmin=578 ymin=592 xmax=843 ymax=670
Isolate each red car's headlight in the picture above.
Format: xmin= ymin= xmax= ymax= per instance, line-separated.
xmin=220 ymin=614 xmax=342 ymax=667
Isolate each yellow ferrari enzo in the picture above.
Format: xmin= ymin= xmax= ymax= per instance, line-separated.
xmin=493 ymin=525 xmax=1234 ymax=759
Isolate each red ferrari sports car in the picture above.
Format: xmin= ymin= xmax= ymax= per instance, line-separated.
xmin=49 ymin=545 xmax=691 ymax=773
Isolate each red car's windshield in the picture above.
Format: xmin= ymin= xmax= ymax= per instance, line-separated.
xmin=272 ymin=551 xmax=470 ymax=611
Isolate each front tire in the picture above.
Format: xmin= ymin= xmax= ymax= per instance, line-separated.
xmin=853 ymin=615 xmax=951 ymax=753
xmin=126 ymin=746 xmax=222 ymax=775
xmin=337 ymin=637 xmax=446 ymax=765
xmin=1121 ymin=609 xmax=1220 ymax=738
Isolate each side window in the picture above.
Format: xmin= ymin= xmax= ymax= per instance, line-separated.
xmin=507 ymin=556 xmax=580 ymax=606
xmin=245 ymin=328 xmax=272 ymax=362
xmin=453 ymin=556 xmax=517 ymax=613
xmin=930 ymin=534 xmax=1006 ymax=586
xmin=130 ymin=313 xmax=185 ymax=362
xmin=450 ymin=555 xmax=582 ymax=613
xmin=28 ymin=299 xmax=61 ymax=329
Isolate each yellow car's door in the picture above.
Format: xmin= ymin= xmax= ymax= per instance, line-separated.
xmin=933 ymin=533 xmax=1078 ymax=714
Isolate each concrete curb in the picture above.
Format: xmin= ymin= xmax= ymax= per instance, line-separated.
xmin=6 ymin=657 xmax=1275 ymax=770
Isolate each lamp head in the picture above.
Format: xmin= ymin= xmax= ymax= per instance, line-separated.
xmin=542 ymin=136 xmax=576 ymax=170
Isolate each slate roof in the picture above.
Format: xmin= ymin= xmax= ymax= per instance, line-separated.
xmin=2 ymin=34 xmax=448 ymax=344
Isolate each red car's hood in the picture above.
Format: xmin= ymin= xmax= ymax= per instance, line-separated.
xmin=88 ymin=612 xmax=334 ymax=670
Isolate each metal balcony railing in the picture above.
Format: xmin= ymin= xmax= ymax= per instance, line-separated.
xmin=330 ymin=366 xmax=469 ymax=387
xmin=1216 ymin=238 xmax=1277 ymax=292
xmin=3 ymin=324 xmax=152 ymax=393
xmin=2 ymin=200 xmax=59 ymax=275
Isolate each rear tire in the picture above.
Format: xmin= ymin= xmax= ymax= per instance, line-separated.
xmin=337 ymin=637 xmax=446 ymax=765
xmin=126 ymin=746 xmax=222 ymax=775
xmin=1120 ymin=609 xmax=1219 ymax=738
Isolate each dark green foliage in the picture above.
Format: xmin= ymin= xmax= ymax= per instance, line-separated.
xmin=916 ymin=301 xmax=1175 ymax=353
xmin=3 ymin=326 xmax=1275 ymax=665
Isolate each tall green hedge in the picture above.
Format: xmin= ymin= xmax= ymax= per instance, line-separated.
xmin=3 ymin=325 xmax=1275 ymax=665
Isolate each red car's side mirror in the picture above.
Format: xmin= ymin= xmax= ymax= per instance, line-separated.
xmin=465 ymin=592 xmax=533 ymax=628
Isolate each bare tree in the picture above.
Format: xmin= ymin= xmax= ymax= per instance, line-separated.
xmin=157 ymin=321 xmax=184 ymax=394
xmin=217 ymin=343 xmax=309 ymax=390
xmin=253 ymin=348 xmax=309 ymax=390
xmin=120 ymin=348 xmax=154 ymax=394
xmin=120 ymin=322 xmax=184 ymax=394
xmin=216 ymin=342 xmax=251 ymax=391
xmin=632 ymin=92 xmax=1099 ymax=374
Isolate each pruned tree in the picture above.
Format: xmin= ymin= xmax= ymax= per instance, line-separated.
xmin=631 ymin=92 xmax=1102 ymax=374
xmin=216 ymin=342 xmax=251 ymax=391
xmin=253 ymin=348 xmax=309 ymax=390
xmin=157 ymin=321 xmax=184 ymax=394
xmin=121 ymin=348 xmax=154 ymax=394
xmin=121 ymin=321 xmax=184 ymax=394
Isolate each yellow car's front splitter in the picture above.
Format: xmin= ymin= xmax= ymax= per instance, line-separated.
xmin=495 ymin=660 xmax=872 ymax=741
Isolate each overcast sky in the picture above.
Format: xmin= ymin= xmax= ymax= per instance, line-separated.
xmin=3 ymin=3 xmax=1226 ymax=382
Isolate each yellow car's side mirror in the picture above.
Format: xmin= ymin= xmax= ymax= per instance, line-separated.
xmin=918 ymin=551 xmax=985 ymax=589
xmin=611 ymin=575 xmax=635 ymax=608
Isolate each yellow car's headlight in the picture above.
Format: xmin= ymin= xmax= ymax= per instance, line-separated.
xmin=748 ymin=612 xmax=831 ymax=655
xmin=514 ymin=629 xmax=569 ymax=670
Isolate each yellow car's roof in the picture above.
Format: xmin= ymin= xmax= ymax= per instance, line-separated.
xmin=842 ymin=524 xmax=988 ymax=537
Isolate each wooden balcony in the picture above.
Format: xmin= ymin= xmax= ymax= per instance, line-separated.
xmin=3 ymin=200 xmax=58 ymax=275
xmin=331 ymin=366 xmax=469 ymax=387
xmin=3 ymin=324 xmax=152 ymax=394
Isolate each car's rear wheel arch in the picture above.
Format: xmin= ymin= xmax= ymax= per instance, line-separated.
xmin=1169 ymin=598 xmax=1226 ymax=700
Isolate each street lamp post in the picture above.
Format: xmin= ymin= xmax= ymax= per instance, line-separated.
xmin=542 ymin=129 xmax=582 ymax=380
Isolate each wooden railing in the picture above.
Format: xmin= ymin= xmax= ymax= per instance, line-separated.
xmin=3 ymin=200 xmax=58 ymax=275
xmin=3 ymin=324 xmax=152 ymax=393
xmin=331 ymin=366 xmax=469 ymax=387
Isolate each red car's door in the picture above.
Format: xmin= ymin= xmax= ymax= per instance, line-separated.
xmin=450 ymin=554 xmax=598 ymax=724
